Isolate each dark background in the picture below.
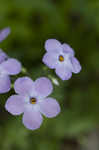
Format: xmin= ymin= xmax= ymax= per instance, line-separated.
xmin=0 ymin=0 xmax=99 ymax=150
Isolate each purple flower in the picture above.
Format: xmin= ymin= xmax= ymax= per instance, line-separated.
xmin=43 ymin=39 xmax=82 ymax=80
xmin=0 ymin=51 xmax=21 ymax=93
xmin=5 ymin=77 xmax=60 ymax=130
xmin=0 ymin=27 xmax=11 ymax=43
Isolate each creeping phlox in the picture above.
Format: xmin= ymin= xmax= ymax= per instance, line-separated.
xmin=0 ymin=28 xmax=21 ymax=93
xmin=0 ymin=27 xmax=82 ymax=130
xmin=43 ymin=39 xmax=81 ymax=80
xmin=5 ymin=77 xmax=60 ymax=130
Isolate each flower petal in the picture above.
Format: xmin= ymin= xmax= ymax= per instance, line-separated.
xmin=0 ymin=49 xmax=8 ymax=64
xmin=71 ymin=57 xmax=82 ymax=73
xmin=1 ymin=58 xmax=21 ymax=75
xmin=55 ymin=65 xmax=72 ymax=80
xmin=22 ymin=110 xmax=43 ymax=130
xmin=0 ymin=27 xmax=10 ymax=42
xmin=62 ymin=43 xmax=75 ymax=56
xmin=45 ymin=39 xmax=62 ymax=52
xmin=14 ymin=77 xmax=34 ymax=95
xmin=5 ymin=95 xmax=25 ymax=115
xmin=0 ymin=75 xmax=11 ymax=93
xmin=42 ymin=51 xmax=59 ymax=69
xmin=40 ymin=97 xmax=60 ymax=118
xmin=34 ymin=77 xmax=53 ymax=98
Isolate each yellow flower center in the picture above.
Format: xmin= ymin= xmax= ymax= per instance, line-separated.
xmin=30 ymin=98 xmax=36 ymax=104
xmin=59 ymin=55 xmax=64 ymax=62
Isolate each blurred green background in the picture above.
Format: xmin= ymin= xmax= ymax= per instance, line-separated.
xmin=0 ymin=0 xmax=99 ymax=150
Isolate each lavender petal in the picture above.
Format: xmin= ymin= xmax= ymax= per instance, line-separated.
xmin=62 ymin=43 xmax=75 ymax=56
xmin=5 ymin=95 xmax=25 ymax=115
xmin=1 ymin=58 xmax=21 ymax=75
xmin=40 ymin=97 xmax=61 ymax=118
xmin=14 ymin=77 xmax=34 ymax=95
xmin=55 ymin=65 xmax=72 ymax=80
xmin=42 ymin=52 xmax=59 ymax=69
xmin=0 ymin=27 xmax=10 ymax=42
xmin=45 ymin=39 xmax=62 ymax=52
xmin=71 ymin=57 xmax=82 ymax=73
xmin=34 ymin=77 xmax=53 ymax=98
xmin=0 ymin=75 xmax=11 ymax=93
xmin=0 ymin=49 xmax=8 ymax=64
xmin=22 ymin=110 xmax=43 ymax=130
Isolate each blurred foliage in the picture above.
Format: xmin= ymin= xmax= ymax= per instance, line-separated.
xmin=0 ymin=0 xmax=99 ymax=150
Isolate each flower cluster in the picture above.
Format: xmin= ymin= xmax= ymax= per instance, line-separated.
xmin=0 ymin=28 xmax=82 ymax=130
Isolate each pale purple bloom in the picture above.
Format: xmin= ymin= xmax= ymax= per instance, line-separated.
xmin=0 ymin=50 xmax=21 ymax=93
xmin=43 ymin=39 xmax=82 ymax=80
xmin=0 ymin=27 xmax=10 ymax=43
xmin=5 ymin=77 xmax=60 ymax=130
xmin=0 ymin=28 xmax=21 ymax=93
